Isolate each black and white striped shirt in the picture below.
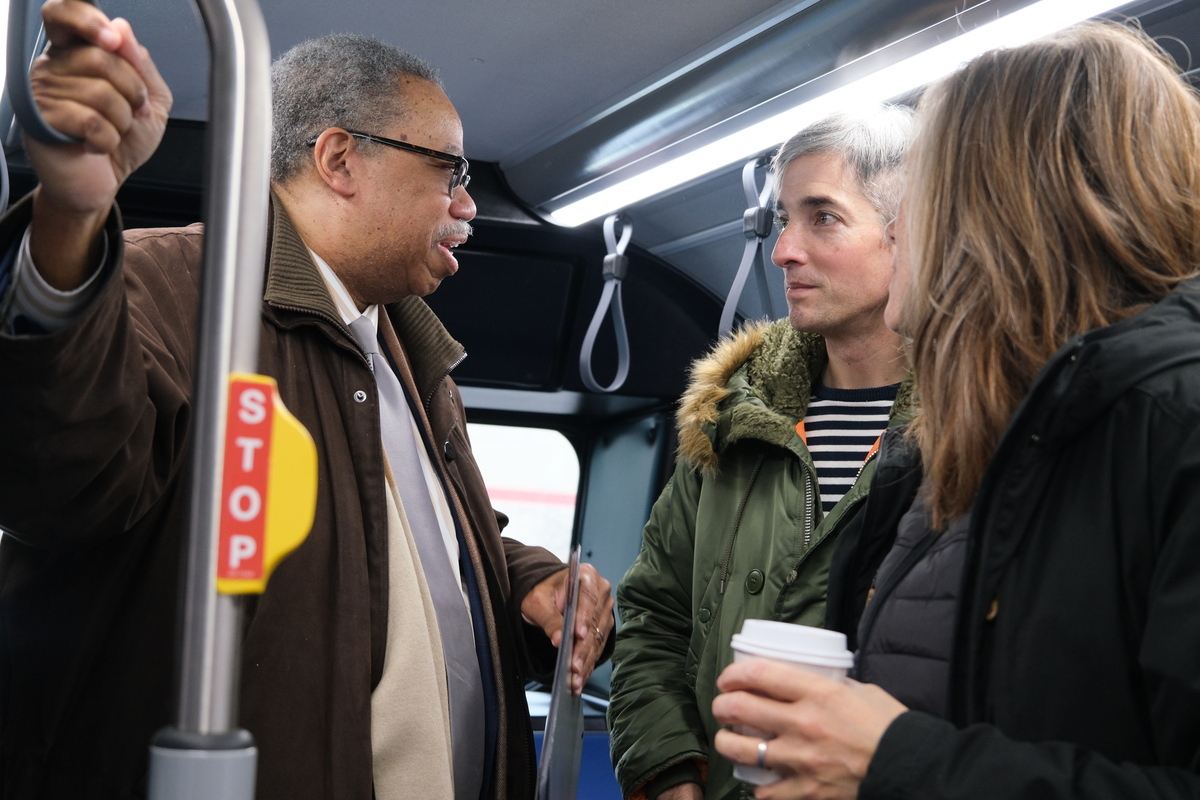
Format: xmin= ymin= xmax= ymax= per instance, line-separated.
xmin=801 ymin=383 xmax=898 ymax=513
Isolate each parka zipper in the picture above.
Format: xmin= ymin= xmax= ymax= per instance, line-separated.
xmin=853 ymin=447 xmax=880 ymax=484
xmin=796 ymin=419 xmax=882 ymax=508
xmin=719 ymin=453 xmax=767 ymax=594
xmin=424 ymin=351 xmax=467 ymax=410
xmin=811 ymin=437 xmax=882 ymax=552
xmin=801 ymin=465 xmax=815 ymax=551
xmin=806 ymin=436 xmax=879 ymax=549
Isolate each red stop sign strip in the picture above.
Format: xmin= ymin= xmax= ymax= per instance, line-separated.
xmin=217 ymin=379 xmax=275 ymax=582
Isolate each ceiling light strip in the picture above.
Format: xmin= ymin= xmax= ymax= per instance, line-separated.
xmin=548 ymin=0 xmax=1130 ymax=227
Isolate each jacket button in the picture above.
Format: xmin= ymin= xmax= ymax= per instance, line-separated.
xmin=698 ymin=607 xmax=711 ymax=623
xmin=986 ymin=597 xmax=1000 ymax=621
xmin=353 ymin=390 xmax=367 ymax=403
xmin=444 ymin=441 xmax=458 ymax=461
xmin=745 ymin=570 xmax=764 ymax=595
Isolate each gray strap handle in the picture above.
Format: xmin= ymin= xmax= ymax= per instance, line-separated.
xmin=0 ymin=0 xmax=94 ymax=209
xmin=6 ymin=0 xmax=88 ymax=145
xmin=579 ymin=212 xmax=632 ymax=393
xmin=718 ymin=156 xmax=776 ymax=338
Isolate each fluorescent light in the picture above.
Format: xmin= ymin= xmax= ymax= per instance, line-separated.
xmin=548 ymin=0 xmax=1130 ymax=227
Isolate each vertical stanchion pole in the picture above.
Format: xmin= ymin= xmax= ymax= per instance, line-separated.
xmin=4 ymin=0 xmax=287 ymax=794
xmin=147 ymin=0 xmax=273 ymax=796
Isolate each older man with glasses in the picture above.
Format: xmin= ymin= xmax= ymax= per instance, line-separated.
xmin=0 ymin=3 xmax=614 ymax=800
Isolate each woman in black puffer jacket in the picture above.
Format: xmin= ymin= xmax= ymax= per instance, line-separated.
xmin=707 ymin=21 xmax=1200 ymax=800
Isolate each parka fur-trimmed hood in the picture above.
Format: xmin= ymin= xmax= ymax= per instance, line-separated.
xmin=676 ymin=319 xmax=914 ymax=474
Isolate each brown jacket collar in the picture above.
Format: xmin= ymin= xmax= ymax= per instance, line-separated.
xmin=261 ymin=193 xmax=467 ymax=408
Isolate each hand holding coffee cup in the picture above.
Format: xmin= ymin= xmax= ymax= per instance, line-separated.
xmin=726 ymin=620 xmax=854 ymax=785
xmin=712 ymin=622 xmax=908 ymax=798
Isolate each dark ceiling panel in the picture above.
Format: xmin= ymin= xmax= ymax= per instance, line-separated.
xmin=99 ymin=0 xmax=789 ymax=163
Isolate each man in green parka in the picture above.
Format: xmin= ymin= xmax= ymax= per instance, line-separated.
xmin=608 ymin=107 xmax=915 ymax=800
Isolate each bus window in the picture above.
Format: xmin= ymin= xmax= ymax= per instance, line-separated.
xmin=467 ymin=423 xmax=579 ymax=562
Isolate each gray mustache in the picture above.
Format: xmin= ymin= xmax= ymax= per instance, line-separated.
xmin=436 ymin=222 xmax=473 ymax=241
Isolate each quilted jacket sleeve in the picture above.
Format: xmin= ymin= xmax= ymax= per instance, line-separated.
xmin=608 ymin=463 xmax=708 ymax=799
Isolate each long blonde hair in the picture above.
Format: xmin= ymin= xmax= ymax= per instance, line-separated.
xmin=900 ymin=21 xmax=1200 ymax=527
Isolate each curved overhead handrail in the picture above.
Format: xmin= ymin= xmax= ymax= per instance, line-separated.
xmin=0 ymin=2 xmax=61 ymax=210
xmin=579 ymin=212 xmax=632 ymax=393
xmin=6 ymin=0 xmax=85 ymax=145
xmin=718 ymin=156 xmax=776 ymax=338
xmin=0 ymin=117 xmax=9 ymax=211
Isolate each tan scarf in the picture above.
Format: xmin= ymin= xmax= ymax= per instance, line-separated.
xmin=371 ymin=465 xmax=455 ymax=800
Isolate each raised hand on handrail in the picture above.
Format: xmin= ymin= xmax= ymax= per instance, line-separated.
xmin=24 ymin=0 xmax=171 ymax=291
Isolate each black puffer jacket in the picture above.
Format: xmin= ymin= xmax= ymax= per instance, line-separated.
xmin=828 ymin=278 xmax=1200 ymax=799
xmin=852 ymin=494 xmax=970 ymax=719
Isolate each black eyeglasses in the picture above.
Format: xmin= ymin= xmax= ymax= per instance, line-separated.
xmin=306 ymin=128 xmax=470 ymax=196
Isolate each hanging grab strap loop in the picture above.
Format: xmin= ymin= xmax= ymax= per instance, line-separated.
xmin=6 ymin=0 xmax=90 ymax=145
xmin=579 ymin=212 xmax=632 ymax=393
xmin=0 ymin=0 xmax=98 ymax=210
xmin=718 ymin=155 xmax=776 ymax=338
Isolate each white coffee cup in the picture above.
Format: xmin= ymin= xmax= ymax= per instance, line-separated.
xmin=728 ymin=619 xmax=854 ymax=785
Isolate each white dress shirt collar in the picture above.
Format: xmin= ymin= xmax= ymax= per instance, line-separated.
xmin=311 ymin=249 xmax=379 ymax=331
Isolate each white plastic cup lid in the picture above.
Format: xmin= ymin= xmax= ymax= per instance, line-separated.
xmin=730 ymin=619 xmax=854 ymax=669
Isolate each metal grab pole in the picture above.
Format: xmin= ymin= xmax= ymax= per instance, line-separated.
xmin=171 ymin=0 xmax=272 ymax=734
xmin=147 ymin=0 xmax=272 ymax=795
xmin=5 ymin=0 xmax=275 ymax=793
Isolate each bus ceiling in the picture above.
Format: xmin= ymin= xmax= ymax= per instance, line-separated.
xmin=4 ymin=0 xmax=1197 ymax=411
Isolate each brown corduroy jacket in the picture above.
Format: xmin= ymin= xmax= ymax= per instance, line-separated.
xmin=0 ymin=194 xmax=569 ymax=799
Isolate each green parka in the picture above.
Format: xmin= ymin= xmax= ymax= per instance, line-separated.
xmin=607 ymin=319 xmax=913 ymax=800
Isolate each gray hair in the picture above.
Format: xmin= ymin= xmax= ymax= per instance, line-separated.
xmin=771 ymin=105 xmax=915 ymax=223
xmin=271 ymin=34 xmax=441 ymax=183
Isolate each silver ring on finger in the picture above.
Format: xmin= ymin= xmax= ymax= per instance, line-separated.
xmin=757 ymin=738 xmax=768 ymax=769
